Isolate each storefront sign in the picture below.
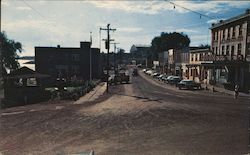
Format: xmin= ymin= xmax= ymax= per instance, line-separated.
xmin=202 ymin=55 xmax=244 ymax=62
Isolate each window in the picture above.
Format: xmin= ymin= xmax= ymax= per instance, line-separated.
xmin=231 ymin=45 xmax=235 ymax=56
xmin=191 ymin=54 xmax=194 ymax=61
xmin=200 ymin=53 xmax=204 ymax=61
xmin=232 ymin=27 xmax=236 ymax=38
xmin=227 ymin=28 xmax=230 ymax=39
xmin=221 ymin=46 xmax=225 ymax=55
xmin=195 ymin=54 xmax=198 ymax=61
xmin=237 ymin=43 xmax=242 ymax=55
xmin=213 ymin=32 xmax=217 ymax=41
xmin=226 ymin=45 xmax=229 ymax=55
xmin=215 ymin=47 xmax=218 ymax=55
xmin=71 ymin=54 xmax=80 ymax=61
xmin=239 ymin=25 xmax=243 ymax=36
xmin=222 ymin=30 xmax=225 ymax=40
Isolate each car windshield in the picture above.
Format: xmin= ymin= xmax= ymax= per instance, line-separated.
xmin=181 ymin=80 xmax=193 ymax=84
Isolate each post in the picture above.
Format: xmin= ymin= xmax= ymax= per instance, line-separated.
xmin=89 ymin=32 xmax=92 ymax=81
xmin=107 ymin=24 xmax=110 ymax=92
xmin=0 ymin=0 xmax=2 ymax=106
xmin=100 ymin=24 xmax=116 ymax=93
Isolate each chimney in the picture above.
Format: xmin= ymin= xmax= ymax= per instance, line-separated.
xmin=80 ymin=42 xmax=91 ymax=49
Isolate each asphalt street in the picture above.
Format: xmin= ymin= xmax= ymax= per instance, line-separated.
xmin=0 ymin=69 xmax=249 ymax=155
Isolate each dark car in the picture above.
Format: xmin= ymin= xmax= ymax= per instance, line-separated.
xmin=177 ymin=80 xmax=202 ymax=90
xmin=132 ymin=69 xmax=138 ymax=76
xmin=166 ymin=76 xmax=181 ymax=84
xmin=161 ymin=75 xmax=168 ymax=82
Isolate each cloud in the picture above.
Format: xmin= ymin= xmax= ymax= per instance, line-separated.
xmin=86 ymin=1 xmax=250 ymax=15
xmin=16 ymin=6 xmax=32 ymax=11
xmin=2 ymin=1 xmax=9 ymax=6
xmin=175 ymin=28 xmax=198 ymax=33
xmin=118 ymin=27 xmax=143 ymax=33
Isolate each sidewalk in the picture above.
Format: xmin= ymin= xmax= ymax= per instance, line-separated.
xmin=201 ymin=84 xmax=250 ymax=98
xmin=74 ymin=82 xmax=107 ymax=104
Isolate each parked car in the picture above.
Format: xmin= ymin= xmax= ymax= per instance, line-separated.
xmin=146 ymin=70 xmax=153 ymax=75
xmin=165 ymin=76 xmax=174 ymax=83
xmin=157 ymin=74 xmax=164 ymax=80
xmin=166 ymin=76 xmax=181 ymax=84
xmin=152 ymin=72 xmax=160 ymax=78
xmin=177 ymin=80 xmax=202 ymax=90
xmin=161 ymin=75 xmax=168 ymax=82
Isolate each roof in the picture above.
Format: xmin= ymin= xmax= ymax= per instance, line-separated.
xmin=210 ymin=9 xmax=250 ymax=29
xmin=132 ymin=44 xmax=151 ymax=48
xmin=190 ymin=48 xmax=211 ymax=53
xmin=7 ymin=67 xmax=50 ymax=79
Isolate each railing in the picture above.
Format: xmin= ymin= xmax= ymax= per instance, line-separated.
xmin=200 ymin=54 xmax=245 ymax=62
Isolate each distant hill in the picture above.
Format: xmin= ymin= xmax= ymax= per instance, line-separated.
xmin=17 ymin=56 xmax=34 ymax=60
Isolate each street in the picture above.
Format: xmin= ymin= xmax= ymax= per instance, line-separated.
xmin=0 ymin=69 xmax=249 ymax=155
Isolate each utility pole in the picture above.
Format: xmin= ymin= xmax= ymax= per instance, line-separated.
xmin=0 ymin=0 xmax=2 ymax=96
xmin=100 ymin=24 xmax=116 ymax=93
xmin=110 ymin=42 xmax=119 ymax=73
xmin=89 ymin=31 xmax=92 ymax=81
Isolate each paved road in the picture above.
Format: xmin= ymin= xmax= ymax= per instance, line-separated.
xmin=0 ymin=69 xmax=249 ymax=155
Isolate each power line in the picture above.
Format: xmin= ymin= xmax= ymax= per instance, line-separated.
xmin=166 ymin=0 xmax=218 ymax=20
xmin=22 ymin=0 xmax=46 ymax=19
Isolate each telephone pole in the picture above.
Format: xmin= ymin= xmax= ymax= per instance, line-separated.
xmin=89 ymin=31 xmax=92 ymax=81
xmin=100 ymin=24 xmax=116 ymax=93
xmin=0 ymin=0 xmax=2 ymax=97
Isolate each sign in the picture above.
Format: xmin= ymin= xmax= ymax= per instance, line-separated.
xmin=153 ymin=61 xmax=159 ymax=66
xmin=202 ymin=54 xmax=244 ymax=62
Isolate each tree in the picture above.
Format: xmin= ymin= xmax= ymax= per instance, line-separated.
xmin=151 ymin=32 xmax=190 ymax=56
xmin=0 ymin=32 xmax=22 ymax=72
xmin=199 ymin=44 xmax=210 ymax=48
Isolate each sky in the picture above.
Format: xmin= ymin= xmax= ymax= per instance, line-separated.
xmin=1 ymin=0 xmax=250 ymax=56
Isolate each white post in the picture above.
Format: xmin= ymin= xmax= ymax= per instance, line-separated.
xmin=90 ymin=32 xmax=92 ymax=81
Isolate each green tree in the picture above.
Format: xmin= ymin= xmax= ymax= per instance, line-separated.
xmin=151 ymin=32 xmax=190 ymax=56
xmin=199 ymin=44 xmax=210 ymax=48
xmin=0 ymin=32 xmax=22 ymax=72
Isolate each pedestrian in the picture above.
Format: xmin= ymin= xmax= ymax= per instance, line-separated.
xmin=234 ymin=84 xmax=239 ymax=99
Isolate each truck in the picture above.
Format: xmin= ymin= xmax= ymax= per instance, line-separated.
xmin=110 ymin=72 xmax=130 ymax=85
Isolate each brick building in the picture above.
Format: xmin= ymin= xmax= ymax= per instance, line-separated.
xmin=210 ymin=9 xmax=250 ymax=90
xmin=35 ymin=42 xmax=101 ymax=82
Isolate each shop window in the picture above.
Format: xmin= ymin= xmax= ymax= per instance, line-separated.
xmin=220 ymin=69 xmax=226 ymax=77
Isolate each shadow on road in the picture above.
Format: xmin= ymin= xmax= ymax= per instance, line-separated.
xmin=110 ymin=92 xmax=163 ymax=103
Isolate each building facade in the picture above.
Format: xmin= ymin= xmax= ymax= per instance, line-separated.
xmin=167 ymin=47 xmax=189 ymax=78
xmin=210 ymin=9 xmax=250 ymax=90
xmin=187 ymin=48 xmax=213 ymax=83
xmin=130 ymin=45 xmax=152 ymax=67
xmin=35 ymin=42 xmax=101 ymax=82
xmin=158 ymin=51 xmax=168 ymax=73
